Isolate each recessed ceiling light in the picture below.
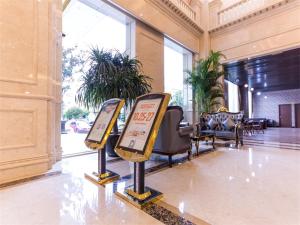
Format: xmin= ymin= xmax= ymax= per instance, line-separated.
xmin=250 ymin=88 xmax=254 ymax=91
xmin=264 ymin=96 xmax=268 ymax=99
xmin=257 ymin=92 xmax=261 ymax=96
xmin=244 ymin=84 xmax=248 ymax=88
xmin=264 ymin=82 xmax=267 ymax=87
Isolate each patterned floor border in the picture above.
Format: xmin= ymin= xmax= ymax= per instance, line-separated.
xmin=143 ymin=202 xmax=210 ymax=225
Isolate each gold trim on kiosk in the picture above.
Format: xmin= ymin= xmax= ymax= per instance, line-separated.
xmin=84 ymin=98 xmax=125 ymax=185
xmin=114 ymin=93 xmax=170 ymax=208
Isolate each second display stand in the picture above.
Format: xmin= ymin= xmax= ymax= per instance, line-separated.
xmin=85 ymin=147 xmax=120 ymax=185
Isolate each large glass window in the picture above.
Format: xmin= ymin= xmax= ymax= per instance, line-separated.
xmin=164 ymin=38 xmax=193 ymax=123
xmin=62 ymin=0 xmax=132 ymax=156
xmin=227 ymin=80 xmax=240 ymax=112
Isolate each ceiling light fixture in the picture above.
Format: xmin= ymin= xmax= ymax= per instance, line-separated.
xmin=250 ymin=88 xmax=254 ymax=91
xmin=257 ymin=92 xmax=261 ymax=96
xmin=244 ymin=84 xmax=248 ymax=88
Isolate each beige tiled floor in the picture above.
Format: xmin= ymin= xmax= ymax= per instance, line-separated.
xmin=0 ymin=145 xmax=300 ymax=225
xmin=0 ymin=155 xmax=162 ymax=225
xmin=148 ymin=146 xmax=300 ymax=225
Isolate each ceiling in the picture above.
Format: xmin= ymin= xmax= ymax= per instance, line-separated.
xmin=224 ymin=48 xmax=300 ymax=92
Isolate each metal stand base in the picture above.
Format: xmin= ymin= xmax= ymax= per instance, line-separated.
xmin=85 ymin=170 xmax=120 ymax=186
xmin=115 ymin=185 xmax=163 ymax=209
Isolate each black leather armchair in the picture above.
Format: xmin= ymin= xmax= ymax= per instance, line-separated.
xmin=153 ymin=106 xmax=193 ymax=167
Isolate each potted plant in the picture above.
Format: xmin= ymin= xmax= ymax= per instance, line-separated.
xmin=76 ymin=47 xmax=152 ymax=156
xmin=186 ymin=50 xmax=225 ymax=115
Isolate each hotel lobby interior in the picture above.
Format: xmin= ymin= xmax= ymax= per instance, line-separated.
xmin=0 ymin=0 xmax=300 ymax=225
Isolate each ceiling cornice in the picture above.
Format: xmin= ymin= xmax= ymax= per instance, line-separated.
xmin=209 ymin=0 xmax=296 ymax=34
xmin=147 ymin=0 xmax=204 ymax=35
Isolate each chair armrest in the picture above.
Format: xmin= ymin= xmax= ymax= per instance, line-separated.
xmin=195 ymin=122 xmax=205 ymax=134
xmin=179 ymin=126 xmax=193 ymax=136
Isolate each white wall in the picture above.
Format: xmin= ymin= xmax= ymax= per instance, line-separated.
xmin=253 ymin=89 xmax=300 ymax=126
xmin=227 ymin=81 xmax=240 ymax=112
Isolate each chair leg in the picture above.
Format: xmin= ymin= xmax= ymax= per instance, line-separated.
xmin=240 ymin=140 xmax=244 ymax=146
xmin=188 ymin=150 xmax=192 ymax=161
xmin=235 ymin=139 xmax=239 ymax=148
xmin=168 ymin=155 xmax=172 ymax=168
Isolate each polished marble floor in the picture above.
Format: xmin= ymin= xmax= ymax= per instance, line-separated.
xmin=1 ymin=144 xmax=300 ymax=225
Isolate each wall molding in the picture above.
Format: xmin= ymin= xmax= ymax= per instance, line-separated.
xmin=146 ymin=0 xmax=203 ymax=36
xmin=0 ymin=144 xmax=36 ymax=151
xmin=209 ymin=0 xmax=297 ymax=34
xmin=0 ymin=155 xmax=50 ymax=170
xmin=0 ymin=92 xmax=61 ymax=103
xmin=156 ymin=0 xmax=203 ymax=33
xmin=0 ymin=77 xmax=38 ymax=85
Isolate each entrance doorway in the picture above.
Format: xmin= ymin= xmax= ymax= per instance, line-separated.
xmin=62 ymin=0 xmax=132 ymax=156
xmin=295 ymin=104 xmax=300 ymax=128
xmin=279 ymin=104 xmax=292 ymax=127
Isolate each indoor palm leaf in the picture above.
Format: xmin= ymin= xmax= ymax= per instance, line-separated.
xmin=186 ymin=50 xmax=225 ymax=114
xmin=76 ymin=48 xmax=152 ymax=110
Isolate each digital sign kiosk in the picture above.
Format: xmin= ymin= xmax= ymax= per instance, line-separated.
xmin=115 ymin=93 xmax=170 ymax=208
xmin=84 ymin=98 xmax=124 ymax=185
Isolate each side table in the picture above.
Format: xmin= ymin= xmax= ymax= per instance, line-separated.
xmin=191 ymin=134 xmax=215 ymax=155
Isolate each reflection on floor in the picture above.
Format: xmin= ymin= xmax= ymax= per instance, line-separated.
xmin=1 ymin=143 xmax=300 ymax=225
xmin=244 ymin=127 xmax=300 ymax=144
xmin=61 ymin=133 xmax=92 ymax=156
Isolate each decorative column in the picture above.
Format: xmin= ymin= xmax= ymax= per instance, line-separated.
xmin=0 ymin=0 xmax=62 ymax=184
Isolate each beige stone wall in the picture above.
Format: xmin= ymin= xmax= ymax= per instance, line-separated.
xmin=109 ymin=0 xmax=201 ymax=53
xmin=135 ymin=22 xmax=164 ymax=92
xmin=209 ymin=0 xmax=300 ymax=62
xmin=0 ymin=0 xmax=62 ymax=184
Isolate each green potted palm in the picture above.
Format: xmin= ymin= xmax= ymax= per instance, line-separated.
xmin=76 ymin=47 xmax=152 ymax=156
xmin=186 ymin=50 xmax=225 ymax=115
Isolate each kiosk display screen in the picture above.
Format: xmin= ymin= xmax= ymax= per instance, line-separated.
xmin=118 ymin=97 xmax=163 ymax=152
xmin=86 ymin=101 xmax=119 ymax=143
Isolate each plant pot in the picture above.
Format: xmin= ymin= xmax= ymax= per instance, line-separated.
xmin=105 ymin=133 xmax=120 ymax=157
xmin=61 ymin=120 xmax=67 ymax=134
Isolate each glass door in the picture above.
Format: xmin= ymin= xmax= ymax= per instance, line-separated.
xmin=164 ymin=38 xmax=193 ymax=123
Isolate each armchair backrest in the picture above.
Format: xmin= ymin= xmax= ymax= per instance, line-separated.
xmin=164 ymin=106 xmax=184 ymax=131
xmin=201 ymin=111 xmax=244 ymax=124
xmin=154 ymin=106 xmax=185 ymax=151
xmin=199 ymin=111 xmax=244 ymax=131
